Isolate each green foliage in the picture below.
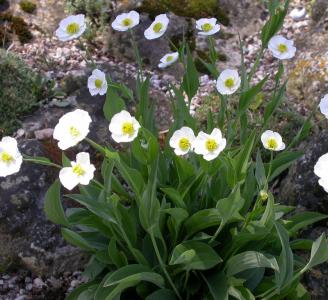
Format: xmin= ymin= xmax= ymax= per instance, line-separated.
xmin=38 ymin=1 xmax=328 ymax=299
xmin=19 ymin=0 xmax=37 ymax=14
xmin=0 ymin=49 xmax=50 ymax=135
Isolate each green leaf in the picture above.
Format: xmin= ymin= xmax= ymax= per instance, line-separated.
xmin=216 ymin=186 xmax=244 ymax=226
xmin=255 ymin=151 xmax=267 ymax=189
xmin=285 ymin=212 xmax=328 ymax=235
xmin=303 ymin=233 xmax=328 ymax=271
xmin=239 ymin=76 xmax=268 ymax=113
xmin=204 ymin=271 xmax=229 ymax=300
xmin=103 ymin=88 xmax=126 ymax=121
xmin=229 ymin=286 xmax=255 ymax=300
xmin=268 ymin=151 xmax=303 ymax=181
xmin=184 ymin=209 xmax=221 ymax=238
xmin=61 ymin=228 xmax=94 ymax=251
xmin=182 ymin=45 xmax=199 ymax=101
xmin=226 ymin=251 xmax=279 ymax=276
xmin=170 ymin=240 xmax=222 ymax=270
xmin=274 ymin=222 xmax=294 ymax=291
xmin=161 ymin=187 xmax=186 ymax=209
xmin=23 ymin=155 xmax=57 ymax=167
xmin=66 ymin=281 xmax=99 ymax=300
xmin=44 ymin=180 xmax=69 ymax=226
xmin=146 ymin=289 xmax=177 ymax=300
xmin=108 ymin=238 xmax=128 ymax=268
xmin=287 ymin=283 xmax=311 ymax=300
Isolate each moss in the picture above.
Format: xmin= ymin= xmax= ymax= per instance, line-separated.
xmin=0 ymin=50 xmax=49 ymax=135
xmin=19 ymin=0 xmax=37 ymax=14
xmin=0 ymin=12 xmax=33 ymax=43
xmin=141 ymin=0 xmax=230 ymax=25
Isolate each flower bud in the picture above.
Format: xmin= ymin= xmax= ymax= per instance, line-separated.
xmin=259 ymin=190 xmax=268 ymax=201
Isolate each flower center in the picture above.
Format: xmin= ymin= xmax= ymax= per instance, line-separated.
xmin=72 ymin=164 xmax=85 ymax=176
xmin=66 ymin=23 xmax=80 ymax=35
xmin=153 ymin=22 xmax=163 ymax=33
xmin=179 ymin=138 xmax=191 ymax=151
xmin=166 ymin=55 xmax=174 ymax=62
xmin=1 ymin=151 xmax=14 ymax=164
xmin=69 ymin=126 xmax=80 ymax=138
xmin=122 ymin=18 xmax=133 ymax=27
xmin=225 ymin=78 xmax=235 ymax=88
xmin=278 ymin=43 xmax=288 ymax=53
xmin=201 ymin=23 xmax=213 ymax=32
xmin=205 ymin=139 xmax=218 ymax=152
xmin=267 ymin=138 xmax=278 ymax=150
xmin=122 ymin=122 xmax=134 ymax=136
xmin=95 ymin=79 xmax=103 ymax=89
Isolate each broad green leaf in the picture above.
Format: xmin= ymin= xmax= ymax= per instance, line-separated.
xmin=146 ymin=289 xmax=177 ymax=300
xmin=287 ymin=283 xmax=311 ymax=300
xmin=285 ymin=212 xmax=328 ymax=235
xmin=161 ymin=187 xmax=186 ymax=209
xmin=255 ymin=151 xmax=267 ymax=189
xmin=226 ymin=251 xmax=279 ymax=276
xmin=103 ymin=88 xmax=125 ymax=121
xmin=303 ymin=233 xmax=328 ymax=271
xmin=44 ymin=180 xmax=69 ymax=226
xmin=268 ymin=151 xmax=303 ymax=181
xmin=229 ymin=286 xmax=255 ymax=300
xmin=274 ymin=222 xmax=294 ymax=291
xmin=184 ymin=209 xmax=221 ymax=238
xmin=66 ymin=281 xmax=99 ymax=300
xmin=108 ymin=238 xmax=128 ymax=268
xmin=170 ymin=240 xmax=222 ymax=270
xmin=61 ymin=228 xmax=94 ymax=252
xmin=216 ymin=186 xmax=244 ymax=226
xmin=290 ymin=239 xmax=313 ymax=250
xmin=204 ymin=271 xmax=229 ymax=300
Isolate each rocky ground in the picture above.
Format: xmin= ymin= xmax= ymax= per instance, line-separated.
xmin=1 ymin=0 xmax=328 ymax=299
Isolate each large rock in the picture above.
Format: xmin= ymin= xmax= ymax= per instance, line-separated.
xmin=312 ymin=0 xmax=328 ymax=24
xmin=278 ymin=131 xmax=328 ymax=212
xmin=0 ymin=139 xmax=88 ymax=275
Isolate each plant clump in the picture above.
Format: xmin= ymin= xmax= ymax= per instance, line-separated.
xmin=19 ymin=0 xmax=37 ymax=14
xmin=0 ymin=49 xmax=48 ymax=135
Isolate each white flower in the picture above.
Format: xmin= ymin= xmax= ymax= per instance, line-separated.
xmin=193 ymin=128 xmax=226 ymax=161
xmin=196 ymin=18 xmax=220 ymax=36
xmin=108 ymin=110 xmax=141 ymax=143
xmin=169 ymin=127 xmax=195 ymax=156
xmin=158 ymin=52 xmax=179 ymax=69
xmin=314 ymin=153 xmax=328 ymax=192
xmin=268 ymin=35 xmax=296 ymax=60
xmin=319 ymin=94 xmax=328 ymax=119
xmin=216 ymin=69 xmax=241 ymax=95
xmin=88 ymin=69 xmax=107 ymax=96
xmin=53 ymin=109 xmax=92 ymax=150
xmin=144 ymin=14 xmax=169 ymax=40
xmin=55 ymin=15 xmax=86 ymax=41
xmin=261 ymin=130 xmax=285 ymax=151
xmin=111 ymin=11 xmax=140 ymax=32
xmin=59 ymin=152 xmax=95 ymax=190
xmin=0 ymin=137 xmax=23 ymax=177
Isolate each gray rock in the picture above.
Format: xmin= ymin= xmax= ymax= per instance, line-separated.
xmin=277 ymin=131 xmax=328 ymax=212
xmin=312 ymin=0 xmax=328 ymax=23
xmin=0 ymin=139 xmax=88 ymax=276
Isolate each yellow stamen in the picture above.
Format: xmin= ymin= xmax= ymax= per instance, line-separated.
xmin=278 ymin=43 xmax=288 ymax=53
xmin=1 ymin=151 xmax=14 ymax=164
xmin=225 ymin=78 xmax=235 ymax=88
xmin=122 ymin=122 xmax=134 ymax=136
xmin=122 ymin=18 xmax=132 ymax=27
xmin=166 ymin=55 xmax=174 ymax=62
xmin=72 ymin=164 xmax=85 ymax=176
xmin=66 ymin=23 xmax=80 ymax=35
xmin=95 ymin=79 xmax=103 ymax=89
xmin=205 ymin=139 xmax=218 ymax=152
xmin=69 ymin=126 xmax=80 ymax=138
xmin=179 ymin=138 xmax=191 ymax=151
xmin=153 ymin=22 xmax=163 ymax=33
xmin=267 ymin=138 xmax=278 ymax=150
xmin=201 ymin=23 xmax=213 ymax=32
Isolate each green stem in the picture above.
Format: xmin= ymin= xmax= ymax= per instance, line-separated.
xmin=248 ymin=47 xmax=264 ymax=82
xmin=85 ymin=137 xmax=106 ymax=155
xmin=23 ymin=157 xmax=61 ymax=169
xmin=129 ymin=29 xmax=143 ymax=79
xmin=209 ymin=222 xmax=224 ymax=244
xmin=150 ymin=233 xmax=182 ymax=299
xmin=267 ymin=151 xmax=274 ymax=181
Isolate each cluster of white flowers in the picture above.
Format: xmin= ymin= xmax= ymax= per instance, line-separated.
xmin=169 ymin=127 xmax=226 ymax=161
